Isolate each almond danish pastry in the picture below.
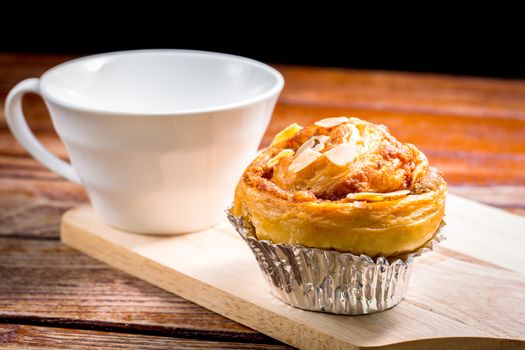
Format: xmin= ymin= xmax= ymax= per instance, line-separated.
xmin=232 ymin=117 xmax=446 ymax=257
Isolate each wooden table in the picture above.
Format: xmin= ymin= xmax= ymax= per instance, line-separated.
xmin=1 ymin=53 xmax=524 ymax=349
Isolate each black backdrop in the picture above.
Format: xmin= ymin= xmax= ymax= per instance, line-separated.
xmin=1 ymin=11 xmax=522 ymax=79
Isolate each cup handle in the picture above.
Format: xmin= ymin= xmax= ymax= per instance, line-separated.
xmin=4 ymin=78 xmax=81 ymax=184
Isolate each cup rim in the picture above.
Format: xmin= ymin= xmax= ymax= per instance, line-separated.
xmin=39 ymin=49 xmax=285 ymax=116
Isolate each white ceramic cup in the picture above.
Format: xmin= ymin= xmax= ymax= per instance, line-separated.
xmin=4 ymin=50 xmax=284 ymax=234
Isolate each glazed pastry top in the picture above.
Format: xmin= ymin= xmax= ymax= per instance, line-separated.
xmin=245 ymin=117 xmax=442 ymax=203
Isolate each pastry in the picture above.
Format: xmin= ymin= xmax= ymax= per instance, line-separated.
xmin=232 ymin=116 xmax=446 ymax=257
xmin=228 ymin=116 xmax=446 ymax=314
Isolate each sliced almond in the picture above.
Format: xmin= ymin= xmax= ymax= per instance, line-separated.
xmin=346 ymin=190 xmax=411 ymax=202
xmin=325 ymin=142 xmax=358 ymax=167
xmin=270 ymin=123 xmax=303 ymax=146
xmin=296 ymin=138 xmax=316 ymax=156
xmin=288 ymin=148 xmax=321 ymax=173
xmin=314 ymin=116 xmax=349 ymax=128
xmin=312 ymin=135 xmax=330 ymax=152
xmin=312 ymin=142 xmax=326 ymax=152
xmin=348 ymin=124 xmax=361 ymax=143
xmin=296 ymin=135 xmax=330 ymax=155
xmin=353 ymin=201 xmax=367 ymax=208
xmin=267 ymin=149 xmax=295 ymax=168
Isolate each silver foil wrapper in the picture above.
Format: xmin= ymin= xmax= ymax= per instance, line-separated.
xmin=227 ymin=209 xmax=445 ymax=315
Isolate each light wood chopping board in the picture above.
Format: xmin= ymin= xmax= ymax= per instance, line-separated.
xmin=60 ymin=194 xmax=525 ymax=350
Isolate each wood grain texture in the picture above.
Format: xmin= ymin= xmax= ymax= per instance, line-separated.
xmin=275 ymin=65 xmax=525 ymax=119
xmin=1 ymin=52 xmax=525 ymax=348
xmin=0 ymin=238 xmax=273 ymax=340
xmin=60 ymin=198 xmax=525 ymax=350
xmin=0 ymin=324 xmax=290 ymax=349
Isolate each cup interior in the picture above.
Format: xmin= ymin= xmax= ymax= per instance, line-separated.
xmin=40 ymin=50 xmax=283 ymax=114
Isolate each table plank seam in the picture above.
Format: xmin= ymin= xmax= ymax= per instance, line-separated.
xmin=0 ymin=316 xmax=282 ymax=346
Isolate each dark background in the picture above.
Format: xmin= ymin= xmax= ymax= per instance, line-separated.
xmin=1 ymin=12 xmax=522 ymax=79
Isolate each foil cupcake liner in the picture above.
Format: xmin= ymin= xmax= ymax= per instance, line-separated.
xmin=227 ymin=209 xmax=445 ymax=315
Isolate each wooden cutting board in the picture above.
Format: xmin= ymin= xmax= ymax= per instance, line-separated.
xmin=60 ymin=194 xmax=525 ymax=350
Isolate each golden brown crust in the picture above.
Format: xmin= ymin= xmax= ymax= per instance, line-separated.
xmin=233 ymin=117 xmax=447 ymax=257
